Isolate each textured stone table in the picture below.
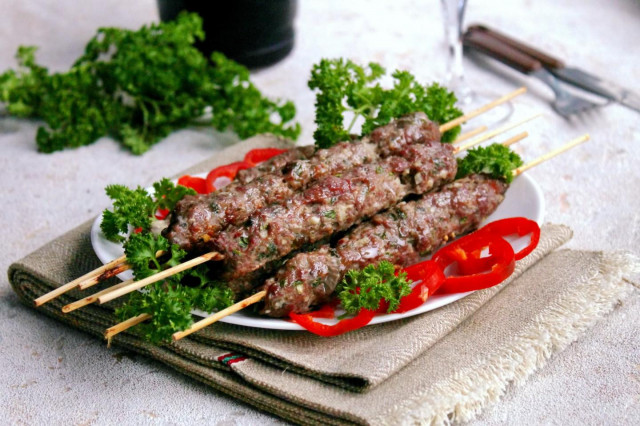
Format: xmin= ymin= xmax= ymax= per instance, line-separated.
xmin=1 ymin=0 xmax=638 ymax=424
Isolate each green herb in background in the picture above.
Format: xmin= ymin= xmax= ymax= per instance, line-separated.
xmin=308 ymin=58 xmax=463 ymax=149
xmin=456 ymin=143 xmax=524 ymax=183
xmin=0 ymin=12 xmax=300 ymax=154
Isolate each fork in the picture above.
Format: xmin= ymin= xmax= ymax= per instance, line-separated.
xmin=462 ymin=28 xmax=606 ymax=117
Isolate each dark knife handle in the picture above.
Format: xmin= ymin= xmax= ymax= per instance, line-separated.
xmin=466 ymin=24 xmax=566 ymax=69
xmin=463 ymin=28 xmax=542 ymax=74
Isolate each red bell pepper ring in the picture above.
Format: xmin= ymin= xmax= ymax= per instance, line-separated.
xmin=243 ymin=148 xmax=288 ymax=167
xmin=307 ymin=299 xmax=340 ymax=319
xmin=289 ymin=308 xmax=376 ymax=337
xmin=177 ymin=175 xmax=208 ymax=194
xmin=394 ymin=260 xmax=446 ymax=313
xmin=205 ymin=161 xmax=250 ymax=193
xmin=432 ymin=234 xmax=516 ymax=294
xmin=474 ymin=217 xmax=540 ymax=260
xmin=155 ymin=208 xmax=170 ymax=220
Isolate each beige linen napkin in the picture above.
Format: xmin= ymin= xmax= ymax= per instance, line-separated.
xmin=8 ymin=135 xmax=639 ymax=425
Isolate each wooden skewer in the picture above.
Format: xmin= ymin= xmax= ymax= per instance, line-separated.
xmin=77 ymin=262 xmax=131 ymax=290
xmin=107 ymin=133 xmax=588 ymax=341
xmin=104 ymin=313 xmax=152 ymax=340
xmin=100 ymin=118 xmax=536 ymax=338
xmin=113 ymin=128 xmax=529 ymax=337
xmin=453 ymin=125 xmax=488 ymax=143
xmin=514 ymin=134 xmax=590 ymax=176
xmin=453 ymin=113 xmax=542 ymax=153
xmin=172 ymin=291 xmax=267 ymax=342
xmin=96 ymin=251 xmax=223 ymax=305
xmin=105 ymin=289 xmax=268 ymax=342
xmin=97 ymin=125 xmax=529 ymax=328
xmin=440 ymin=86 xmax=527 ymax=132
xmin=501 ymin=131 xmax=528 ymax=147
xmin=76 ymin=249 xmax=163 ymax=290
xmin=61 ymin=279 xmax=134 ymax=313
xmin=34 ymin=255 xmax=127 ymax=307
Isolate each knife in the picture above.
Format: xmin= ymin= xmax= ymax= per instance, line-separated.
xmin=465 ymin=24 xmax=640 ymax=113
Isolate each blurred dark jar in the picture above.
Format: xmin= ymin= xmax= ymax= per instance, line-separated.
xmin=157 ymin=0 xmax=297 ymax=69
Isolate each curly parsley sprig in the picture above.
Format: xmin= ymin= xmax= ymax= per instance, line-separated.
xmin=115 ymin=278 xmax=234 ymax=344
xmin=308 ymin=58 xmax=463 ymax=148
xmin=337 ymin=261 xmax=412 ymax=315
xmin=456 ymin=143 xmax=524 ymax=183
xmin=0 ymin=13 xmax=300 ymax=154
xmin=101 ymin=178 xmax=195 ymax=242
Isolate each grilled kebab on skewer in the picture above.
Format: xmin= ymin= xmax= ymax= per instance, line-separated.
xmin=261 ymin=174 xmax=507 ymax=317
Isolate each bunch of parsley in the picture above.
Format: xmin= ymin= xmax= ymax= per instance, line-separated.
xmin=308 ymin=58 xmax=463 ymax=148
xmin=0 ymin=13 xmax=300 ymax=154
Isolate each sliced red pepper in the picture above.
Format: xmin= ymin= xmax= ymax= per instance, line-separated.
xmin=433 ymin=234 xmax=515 ymax=294
xmin=289 ymin=309 xmax=376 ymax=337
xmin=155 ymin=208 xmax=170 ymax=220
xmin=205 ymin=161 xmax=250 ymax=193
xmin=394 ymin=260 xmax=446 ymax=313
xmin=474 ymin=217 xmax=540 ymax=260
xmin=177 ymin=175 xmax=208 ymax=194
xmin=307 ymin=299 xmax=340 ymax=319
xmin=244 ymin=148 xmax=288 ymax=167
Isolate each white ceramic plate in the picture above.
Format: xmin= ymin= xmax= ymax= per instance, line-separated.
xmin=91 ymin=172 xmax=544 ymax=331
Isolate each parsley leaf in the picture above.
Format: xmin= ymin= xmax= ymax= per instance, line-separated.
xmin=308 ymin=58 xmax=462 ymax=148
xmin=115 ymin=282 xmax=195 ymax=345
xmin=0 ymin=13 xmax=300 ymax=154
xmin=337 ymin=261 xmax=412 ymax=314
xmin=117 ymin=239 xmax=235 ymax=344
xmin=456 ymin=143 xmax=524 ymax=183
xmin=100 ymin=179 xmax=196 ymax=242
xmin=123 ymin=233 xmax=187 ymax=280
xmin=152 ymin=178 xmax=196 ymax=212
xmin=101 ymin=185 xmax=155 ymax=242
xmin=115 ymin=279 xmax=234 ymax=344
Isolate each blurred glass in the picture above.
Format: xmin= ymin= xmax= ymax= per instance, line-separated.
xmin=158 ymin=0 xmax=297 ymax=69
xmin=440 ymin=0 xmax=471 ymax=103
xmin=440 ymin=0 xmax=513 ymax=125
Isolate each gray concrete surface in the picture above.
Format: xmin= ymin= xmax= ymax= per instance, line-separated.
xmin=1 ymin=0 xmax=638 ymax=424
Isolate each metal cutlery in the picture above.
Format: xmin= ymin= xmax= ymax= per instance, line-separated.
xmin=462 ymin=28 xmax=607 ymax=117
xmin=465 ymin=24 xmax=640 ymax=113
